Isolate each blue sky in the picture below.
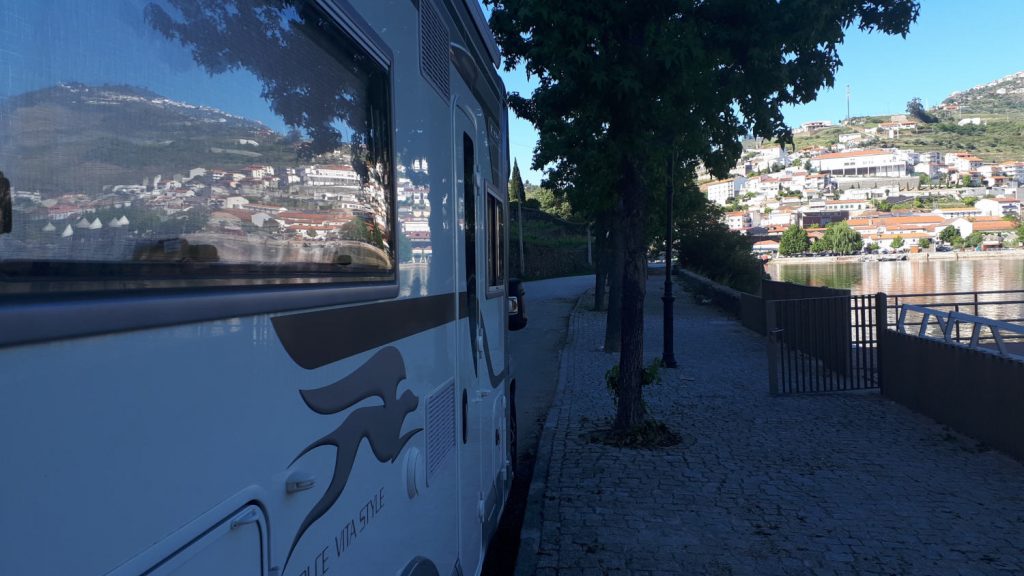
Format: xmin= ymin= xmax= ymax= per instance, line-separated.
xmin=0 ymin=1 xmax=287 ymax=130
xmin=3 ymin=1 xmax=1020 ymax=186
xmin=488 ymin=0 xmax=1024 ymax=184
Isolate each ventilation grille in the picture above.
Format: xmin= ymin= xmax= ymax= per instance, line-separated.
xmin=426 ymin=378 xmax=456 ymax=484
xmin=419 ymin=0 xmax=450 ymax=101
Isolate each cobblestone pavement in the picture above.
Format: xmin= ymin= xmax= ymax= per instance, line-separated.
xmin=518 ymin=277 xmax=1024 ymax=576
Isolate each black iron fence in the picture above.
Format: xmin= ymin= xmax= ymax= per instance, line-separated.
xmin=766 ymin=294 xmax=881 ymax=394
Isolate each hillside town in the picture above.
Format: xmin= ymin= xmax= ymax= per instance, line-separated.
xmin=5 ymin=156 xmax=434 ymax=265
xmin=699 ymin=114 xmax=1024 ymax=256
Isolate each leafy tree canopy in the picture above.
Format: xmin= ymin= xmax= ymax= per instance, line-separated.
xmin=939 ymin=225 xmax=961 ymax=244
xmin=906 ymin=97 xmax=937 ymax=123
xmin=486 ymin=0 xmax=918 ymax=431
xmin=964 ymin=231 xmax=984 ymax=248
xmin=891 ymin=235 xmax=905 ymax=249
xmin=778 ymin=224 xmax=810 ymax=256
xmin=487 ymin=0 xmax=919 ymax=185
xmin=672 ymin=183 xmax=762 ymax=293
xmin=820 ymin=221 xmax=863 ymax=254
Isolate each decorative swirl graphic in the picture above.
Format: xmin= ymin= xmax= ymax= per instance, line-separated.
xmin=285 ymin=346 xmax=422 ymax=567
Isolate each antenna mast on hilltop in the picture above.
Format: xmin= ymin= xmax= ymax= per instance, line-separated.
xmin=846 ymin=85 xmax=851 ymax=123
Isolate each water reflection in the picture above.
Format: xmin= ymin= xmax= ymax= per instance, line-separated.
xmin=768 ymin=258 xmax=1024 ymax=323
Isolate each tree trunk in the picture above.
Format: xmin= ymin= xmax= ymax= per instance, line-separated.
xmin=613 ymin=160 xmax=648 ymax=431
xmin=604 ymin=207 xmax=624 ymax=353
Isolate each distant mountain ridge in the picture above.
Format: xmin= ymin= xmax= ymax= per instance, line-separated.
xmin=0 ymin=83 xmax=294 ymax=195
xmin=1 ymin=82 xmax=269 ymax=132
xmin=941 ymin=71 xmax=1024 ymax=114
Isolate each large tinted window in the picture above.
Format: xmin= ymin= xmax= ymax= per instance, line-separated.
xmin=0 ymin=0 xmax=394 ymax=294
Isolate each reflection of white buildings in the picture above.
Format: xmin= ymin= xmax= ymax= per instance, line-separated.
xmin=302 ymin=165 xmax=361 ymax=187
xmin=399 ymin=179 xmax=431 ymax=262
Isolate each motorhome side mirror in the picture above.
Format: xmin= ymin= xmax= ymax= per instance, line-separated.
xmin=508 ymin=278 xmax=527 ymax=331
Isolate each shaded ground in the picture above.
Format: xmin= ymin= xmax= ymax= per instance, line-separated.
xmin=482 ymin=275 xmax=594 ymax=576
xmin=520 ymin=276 xmax=1024 ymax=575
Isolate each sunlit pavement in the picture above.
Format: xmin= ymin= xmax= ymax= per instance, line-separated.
xmin=517 ymin=276 xmax=1024 ymax=575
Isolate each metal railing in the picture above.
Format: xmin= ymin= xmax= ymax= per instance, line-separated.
xmin=897 ymin=304 xmax=1024 ymax=360
xmin=884 ymin=289 xmax=1024 ymax=345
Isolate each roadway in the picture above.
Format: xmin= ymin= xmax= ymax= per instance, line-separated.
xmin=482 ymin=274 xmax=594 ymax=576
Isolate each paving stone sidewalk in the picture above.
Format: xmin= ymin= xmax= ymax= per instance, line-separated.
xmin=517 ymin=276 xmax=1024 ymax=576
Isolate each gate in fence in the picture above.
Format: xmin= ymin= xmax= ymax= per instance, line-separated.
xmin=766 ymin=294 xmax=882 ymax=394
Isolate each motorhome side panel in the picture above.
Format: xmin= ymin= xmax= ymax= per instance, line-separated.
xmin=0 ymin=0 xmax=509 ymax=575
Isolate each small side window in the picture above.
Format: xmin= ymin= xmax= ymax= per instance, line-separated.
xmin=486 ymin=189 xmax=504 ymax=290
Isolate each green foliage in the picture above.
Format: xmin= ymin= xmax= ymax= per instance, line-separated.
xmin=778 ymin=224 xmax=810 ymax=255
xmin=1006 ymin=225 xmax=1024 ymax=247
xmin=890 ymin=235 xmax=905 ymax=249
xmin=963 ymin=196 xmax=978 ymax=207
xmin=811 ymin=239 xmax=829 ymax=253
xmin=940 ymin=225 xmax=962 ymax=244
xmin=866 ymin=242 xmax=880 ymax=253
xmin=796 ymin=117 xmax=1024 ymax=163
xmin=605 ymin=361 xmax=663 ymax=413
xmin=918 ymin=238 xmax=931 ymax=249
xmin=673 ymin=184 xmax=764 ymax=293
xmin=524 ymin=183 xmax=575 ymax=221
xmin=819 ymin=221 xmax=863 ymax=254
xmin=961 ymin=174 xmax=973 ymax=187
xmin=917 ymin=173 xmax=931 ymax=186
xmin=487 ymin=0 xmax=918 ymax=431
xmin=509 ymin=160 xmax=526 ymax=203
xmin=938 ymin=122 xmax=987 ymax=136
xmin=906 ymin=97 xmax=938 ymax=123
xmin=873 ymin=199 xmax=893 ymax=212
xmin=964 ymin=231 xmax=984 ymax=248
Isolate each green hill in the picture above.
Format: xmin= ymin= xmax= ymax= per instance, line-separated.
xmin=792 ymin=118 xmax=1024 ymax=162
xmin=942 ymin=72 xmax=1024 ymax=115
xmin=0 ymin=83 xmax=299 ymax=195
xmin=789 ymin=72 xmax=1024 ymax=162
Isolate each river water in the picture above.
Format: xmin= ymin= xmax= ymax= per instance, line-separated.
xmin=766 ymin=257 xmax=1024 ymax=323
xmin=767 ymin=257 xmax=1024 ymax=295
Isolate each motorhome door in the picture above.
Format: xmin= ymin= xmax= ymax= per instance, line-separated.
xmin=455 ymin=101 xmax=486 ymax=576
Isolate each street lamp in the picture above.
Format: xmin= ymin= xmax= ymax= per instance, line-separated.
xmin=662 ymin=156 xmax=678 ymax=368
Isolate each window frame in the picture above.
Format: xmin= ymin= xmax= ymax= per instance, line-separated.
xmin=0 ymin=0 xmax=401 ymax=347
xmin=484 ymin=183 xmax=505 ymax=299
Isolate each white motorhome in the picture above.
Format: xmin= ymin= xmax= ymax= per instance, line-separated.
xmin=0 ymin=1 xmax=525 ymax=575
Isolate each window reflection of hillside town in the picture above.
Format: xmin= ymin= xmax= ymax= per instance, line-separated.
xmin=2 ymin=130 xmax=393 ymax=270
xmin=0 ymin=0 xmax=399 ymax=277
xmin=398 ymin=158 xmax=432 ymax=264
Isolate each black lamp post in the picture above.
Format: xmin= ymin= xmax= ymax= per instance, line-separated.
xmin=662 ymin=156 xmax=678 ymax=368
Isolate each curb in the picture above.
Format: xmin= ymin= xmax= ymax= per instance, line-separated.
xmin=512 ymin=289 xmax=589 ymax=576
